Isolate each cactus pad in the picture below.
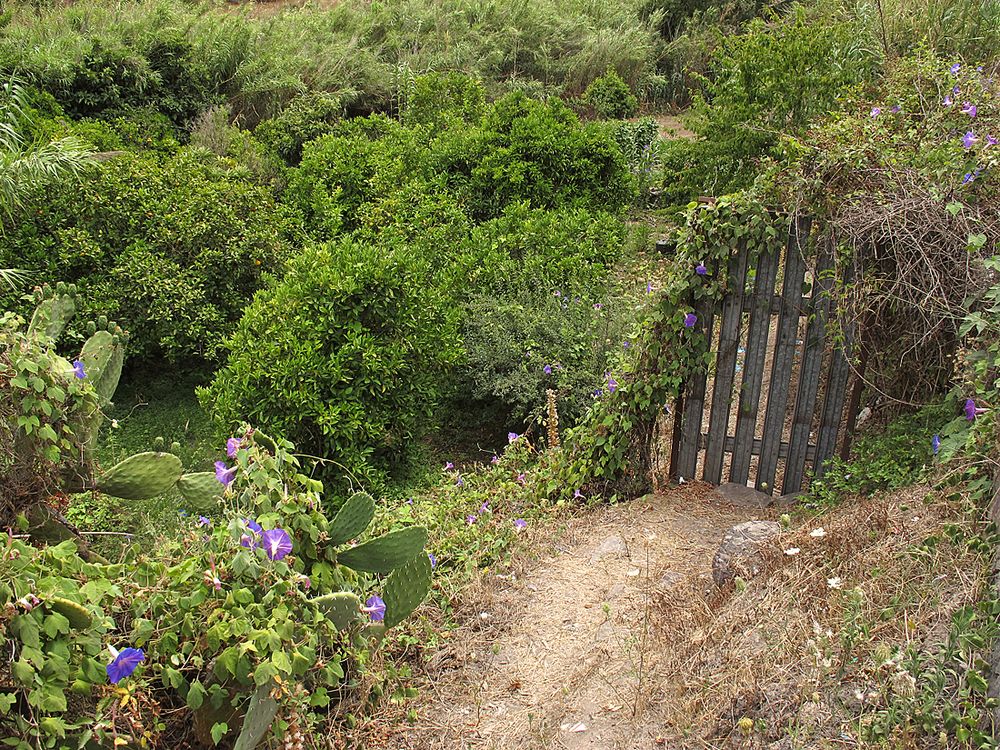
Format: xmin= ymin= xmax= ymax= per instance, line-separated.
xmin=328 ymin=491 xmax=376 ymax=546
xmin=28 ymin=292 xmax=76 ymax=341
xmin=232 ymin=682 xmax=279 ymax=750
xmin=383 ymin=553 xmax=433 ymax=628
xmin=313 ymin=592 xmax=362 ymax=631
xmin=337 ymin=527 xmax=428 ymax=575
xmin=96 ymin=452 xmax=183 ymax=499
xmin=46 ymin=597 xmax=93 ymax=630
xmin=177 ymin=473 xmax=223 ymax=512
xmin=251 ymin=430 xmax=277 ymax=454
xmin=80 ymin=330 xmax=124 ymax=406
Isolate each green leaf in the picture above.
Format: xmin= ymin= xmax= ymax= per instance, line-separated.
xmin=270 ymin=651 xmax=291 ymax=675
xmin=186 ymin=680 xmax=206 ymax=710
xmin=211 ymin=722 xmax=229 ymax=746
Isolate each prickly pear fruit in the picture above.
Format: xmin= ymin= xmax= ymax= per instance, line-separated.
xmin=96 ymin=452 xmax=183 ymax=500
xmin=153 ymin=437 xmax=165 ymax=450
xmin=169 ymin=441 xmax=181 ymax=454
xmin=313 ymin=592 xmax=362 ymax=630
xmin=382 ymin=553 xmax=432 ymax=628
xmin=232 ymin=682 xmax=279 ymax=750
xmin=46 ymin=596 xmax=93 ymax=630
xmin=337 ymin=527 xmax=428 ymax=575
xmin=176 ymin=472 xmax=223 ymax=512
xmin=28 ymin=292 xmax=76 ymax=341
xmin=328 ymin=491 xmax=376 ymax=546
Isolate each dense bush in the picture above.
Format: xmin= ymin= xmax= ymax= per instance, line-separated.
xmin=582 ymin=69 xmax=640 ymax=119
xmin=402 ymin=71 xmax=486 ymax=130
xmin=253 ymin=92 xmax=345 ymax=165
xmin=3 ymin=148 xmax=299 ymax=362
xmin=201 ymin=241 xmax=462 ymax=494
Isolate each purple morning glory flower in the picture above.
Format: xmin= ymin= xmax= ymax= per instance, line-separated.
xmin=553 ymin=290 xmax=561 ymax=298
xmin=428 ymin=552 xmax=437 ymax=568
xmin=516 ymin=473 xmax=526 ymax=485
xmin=466 ymin=514 xmax=477 ymax=525
xmin=573 ymin=489 xmax=585 ymax=500
xmin=695 ymin=263 xmax=707 ymax=275
xmin=72 ymin=360 xmax=85 ymax=379
xmin=684 ymin=312 xmax=698 ymax=328
xmin=197 ymin=515 xmax=211 ymax=527
xmin=623 ymin=341 xmax=630 ymax=349
xmin=593 ymin=303 xmax=603 ymax=310
xmin=544 ymin=364 xmax=552 ymax=375
xmin=890 ymin=105 xmax=901 ymax=113
xmin=607 ymin=375 xmax=618 ymax=393
xmin=508 ymin=432 xmax=519 ymax=444
xmin=932 ymin=434 xmax=941 ymax=455
xmin=261 ymin=528 xmax=293 ymax=561
xmin=491 ymin=455 xmax=500 ymax=465
xmin=513 ymin=519 xmax=527 ymax=531
xmin=870 ymin=106 xmax=881 ymax=118
xmin=646 ymin=281 xmax=654 ymax=294
xmin=987 ymin=135 xmax=998 ymax=147
xmin=480 ymin=501 xmax=490 ymax=513
xmin=455 ymin=475 xmax=464 ymax=487
xmin=364 ymin=595 xmax=385 ymax=622
xmin=240 ymin=518 xmax=262 ymax=549
xmin=226 ymin=437 xmax=241 ymax=458
xmin=962 ymin=102 xmax=978 ymax=117
xmin=214 ymin=461 xmax=236 ymax=487
xmin=444 ymin=461 xmax=454 ymax=471
xmin=944 ymin=94 xmax=954 ymax=107
xmin=963 ymin=171 xmax=977 ymax=185
xmin=106 ymin=647 xmax=144 ymax=684
xmin=951 ymin=63 xmax=961 ymax=75
xmin=965 ymin=398 xmax=979 ymax=420
xmin=963 ymin=131 xmax=979 ymax=149
xmin=406 ymin=497 xmax=414 ymax=505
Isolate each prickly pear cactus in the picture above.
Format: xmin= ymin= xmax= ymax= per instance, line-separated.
xmin=313 ymin=591 xmax=362 ymax=631
xmin=79 ymin=326 xmax=125 ymax=407
xmin=336 ymin=527 xmax=428 ymax=575
xmin=27 ymin=283 xmax=76 ymax=341
xmin=96 ymin=452 xmax=184 ymax=500
xmin=232 ymin=682 xmax=279 ymax=750
xmin=382 ymin=553 xmax=432 ymax=628
xmin=45 ymin=596 xmax=93 ymax=630
xmin=176 ymin=472 xmax=224 ymax=512
xmin=327 ymin=491 xmax=376 ymax=546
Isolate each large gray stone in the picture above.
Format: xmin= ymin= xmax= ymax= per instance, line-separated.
xmin=712 ymin=520 xmax=782 ymax=586
xmin=710 ymin=482 xmax=773 ymax=509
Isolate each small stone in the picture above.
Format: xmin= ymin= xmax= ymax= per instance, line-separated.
xmin=711 ymin=482 xmax=774 ymax=509
xmin=590 ymin=534 xmax=627 ymax=563
xmin=712 ymin=521 xmax=782 ymax=586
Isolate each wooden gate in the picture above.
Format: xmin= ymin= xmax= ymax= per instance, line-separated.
xmin=668 ymin=216 xmax=861 ymax=496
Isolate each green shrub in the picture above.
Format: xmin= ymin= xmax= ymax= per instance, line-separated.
xmin=403 ymin=71 xmax=486 ymax=130
xmin=3 ymin=149 xmax=298 ymax=362
xmin=678 ymin=5 xmax=877 ymax=196
xmin=201 ymin=241 xmax=462 ymax=495
xmin=582 ymin=68 xmax=640 ymax=119
xmin=253 ymin=91 xmax=345 ymax=165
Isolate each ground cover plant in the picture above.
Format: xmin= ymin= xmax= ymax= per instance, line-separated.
xmin=3 ymin=0 xmax=1000 ymax=746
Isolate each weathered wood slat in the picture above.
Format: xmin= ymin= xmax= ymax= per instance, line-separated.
xmin=814 ymin=265 xmax=856 ymax=477
xmin=697 ymin=433 xmax=817 ymax=463
xmin=782 ymin=238 xmax=835 ymax=493
xmin=729 ymin=247 xmax=781 ymax=484
xmin=703 ymin=242 xmax=750 ymax=484
xmin=675 ymin=297 xmax=716 ymax=481
xmin=756 ymin=216 xmax=811 ymax=493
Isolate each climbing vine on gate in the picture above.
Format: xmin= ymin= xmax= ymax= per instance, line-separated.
xmin=553 ymin=193 xmax=788 ymax=499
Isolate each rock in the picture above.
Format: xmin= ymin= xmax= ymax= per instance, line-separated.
xmin=657 ymin=571 xmax=684 ymax=591
xmin=590 ymin=534 xmax=627 ymax=563
xmin=710 ymin=482 xmax=773 ymax=509
xmin=774 ymin=491 xmax=803 ymax=508
xmin=712 ymin=520 xmax=781 ymax=586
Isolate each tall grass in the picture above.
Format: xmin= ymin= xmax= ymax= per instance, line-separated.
xmin=0 ymin=0 xmax=665 ymax=123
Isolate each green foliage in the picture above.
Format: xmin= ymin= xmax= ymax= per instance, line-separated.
xmin=582 ymin=68 xmax=639 ymax=119
xmin=254 ymin=91 xmax=345 ymax=165
xmin=4 ymin=148 xmax=299 ymax=362
xmin=0 ymin=430 xmax=432 ymax=749
xmin=804 ymin=405 xmax=952 ymax=507
xmin=402 ymin=72 xmax=486 ymax=131
xmin=201 ymin=241 xmax=462 ymax=495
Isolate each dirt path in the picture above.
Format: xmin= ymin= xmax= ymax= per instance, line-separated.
xmin=393 ymin=484 xmax=769 ymax=750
